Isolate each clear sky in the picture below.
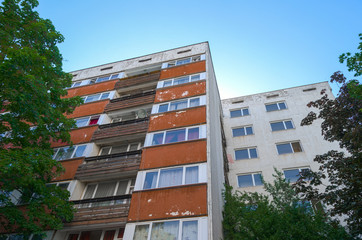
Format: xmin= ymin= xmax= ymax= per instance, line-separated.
xmin=36 ymin=0 xmax=361 ymax=99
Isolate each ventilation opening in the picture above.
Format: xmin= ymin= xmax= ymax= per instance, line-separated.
xmin=266 ymin=94 xmax=279 ymax=99
xmin=232 ymin=100 xmax=244 ymax=104
xmin=138 ymin=58 xmax=152 ymax=63
xmin=100 ymin=66 xmax=113 ymax=71
xmin=177 ymin=49 xmax=191 ymax=54
xmin=303 ymin=87 xmax=316 ymax=92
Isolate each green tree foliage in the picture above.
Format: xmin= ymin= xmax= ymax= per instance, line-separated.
xmin=296 ymin=34 xmax=361 ymax=237
xmin=222 ymin=169 xmax=352 ymax=240
xmin=0 ymin=0 xmax=82 ymax=235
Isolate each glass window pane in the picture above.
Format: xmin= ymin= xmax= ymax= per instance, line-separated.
xmin=67 ymin=234 xmax=79 ymax=240
xmin=158 ymin=168 xmax=183 ymax=188
xmin=103 ymin=230 xmax=115 ymax=240
xmin=242 ymin=108 xmax=249 ymax=116
xmin=83 ymin=184 xmax=96 ymax=199
xmin=82 ymin=231 xmax=102 ymax=240
xmin=254 ymin=174 xmax=263 ymax=186
xmin=249 ymin=148 xmax=258 ymax=158
xmin=111 ymin=145 xmax=128 ymax=154
xmin=235 ymin=149 xmax=249 ymax=160
xmin=100 ymin=147 xmax=111 ymax=155
xmin=232 ymin=128 xmax=245 ymax=137
xmin=152 ymin=133 xmax=164 ymax=145
xmin=62 ymin=146 xmax=75 ymax=160
xmin=230 ymin=110 xmax=241 ymax=118
xmin=278 ymin=102 xmax=287 ymax=110
xmin=190 ymin=74 xmax=201 ymax=82
xmin=182 ymin=221 xmax=198 ymax=240
xmin=100 ymin=92 xmax=110 ymax=100
xmin=129 ymin=143 xmax=139 ymax=151
xmin=116 ymin=180 xmax=129 ymax=195
xmin=245 ymin=127 xmax=253 ymax=135
xmin=176 ymin=58 xmax=191 ymax=65
xmin=165 ymin=129 xmax=186 ymax=144
xmin=96 ymin=76 xmax=110 ymax=83
xmin=271 ymin=122 xmax=285 ymax=131
xmin=284 ymin=169 xmax=300 ymax=183
xmin=163 ymin=80 xmax=172 ymax=87
xmin=292 ymin=142 xmax=302 ymax=152
xmin=75 ymin=117 xmax=89 ymax=128
xmin=170 ymin=100 xmax=187 ymax=111
xmin=158 ymin=104 xmax=169 ymax=113
xmin=58 ymin=183 xmax=69 ymax=190
xmin=185 ymin=166 xmax=199 ymax=184
xmin=144 ymin=172 xmax=158 ymax=189
xmin=276 ymin=143 xmax=293 ymax=154
xmin=265 ymin=103 xmax=278 ymax=112
xmin=173 ymin=76 xmax=189 ymax=85
xmin=84 ymin=94 xmax=101 ymax=103
xmin=73 ymin=81 xmax=82 ymax=87
xmin=190 ymin=98 xmax=200 ymax=108
xmin=94 ymin=182 xmax=117 ymax=198
xmin=151 ymin=221 xmax=179 ymax=240
xmin=133 ymin=225 xmax=149 ymax=240
xmin=110 ymin=74 xmax=119 ymax=79
xmin=73 ymin=145 xmax=86 ymax=158
xmin=54 ymin=147 xmax=67 ymax=160
xmin=285 ymin=120 xmax=294 ymax=129
xmin=188 ymin=127 xmax=199 ymax=140
xmin=238 ymin=175 xmax=253 ymax=188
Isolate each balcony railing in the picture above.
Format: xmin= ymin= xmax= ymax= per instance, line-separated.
xmin=98 ymin=117 xmax=149 ymax=129
xmin=71 ymin=194 xmax=132 ymax=208
xmin=115 ymin=71 xmax=160 ymax=89
xmin=104 ymin=91 xmax=155 ymax=112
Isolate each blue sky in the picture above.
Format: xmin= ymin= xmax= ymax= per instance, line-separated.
xmin=36 ymin=0 xmax=361 ymax=99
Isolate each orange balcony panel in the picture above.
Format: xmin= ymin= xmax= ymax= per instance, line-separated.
xmin=154 ymin=81 xmax=206 ymax=103
xmin=66 ymin=80 xmax=119 ymax=98
xmin=53 ymin=157 xmax=84 ymax=182
xmin=67 ymin=100 xmax=109 ymax=119
xmin=148 ymin=106 xmax=206 ymax=132
xmin=140 ymin=140 xmax=206 ymax=170
xmin=160 ymin=61 xmax=206 ymax=80
xmin=128 ymin=184 xmax=207 ymax=222
xmin=51 ymin=125 xmax=98 ymax=148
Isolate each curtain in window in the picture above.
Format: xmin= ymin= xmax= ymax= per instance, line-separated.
xmin=189 ymin=98 xmax=200 ymax=108
xmin=144 ymin=172 xmax=158 ymax=189
xmin=165 ymin=129 xmax=185 ymax=144
xmin=187 ymin=128 xmax=199 ymax=140
xmin=94 ymin=182 xmax=116 ymax=198
xmin=89 ymin=116 xmax=99 ymax=125
xmin=103 ymin=231 xmax=115 ymax=240
xmin=182 ymin=221 xmax=198 ymax=240
xmin=67 ymin=234 xmax=79 ymax=240
xmin=80 ymin=231 xmax=102 ymax=240
xmin=170 ymin=100 xmax=187 ymax=111
xmin=185 ymin=166 xmax=199 ymax=184
xmin=133 ymin=225 xmax=149 ymax=240
xmin=111 ymin=145 xmax=128 ymax=154
xmin=158 ymin=168 xmax=182 ymax=188
xmin=174 ymin=76 xmax=189 ymax=85
xmin=151 ymin=221 xmax=179 ymax=240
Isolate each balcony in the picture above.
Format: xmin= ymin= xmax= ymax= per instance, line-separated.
xmin=115 ymin=71 xmax=160 ymax=89
xmin=66 ymin=195 xmax=131 ymax=227
xmin=75 ymin=152 xmax=141 ymax=181
xmin=91 ymin=118 xmax=149 ymax=144
xmin=104 ymin=90 xmax=155 ymax=112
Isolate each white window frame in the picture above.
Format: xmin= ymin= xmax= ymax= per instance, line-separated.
xmin=74 ymin=114 xmax=103 ymax=128
xmin=270 ymin=119 xmax=294 ymax=131
xmin=151 ymin=95 xmax=206 ymax=114
xmin=124 ymin=217 xmax=208 ymax=240
xmin=161 ymin=54 xmax=206 ymax=69
xmin=68 ymin=73 xmax=124 ymax=89
xmin=99 ymin=142 xmax=143 ymax=155
xmin=81 ymin=91 xmax=115 ymax=103
xmin=283 ymin=167 xmax=311 ymax=183
xmin=276 ymin=141 xmax=303 ymax=155
xmin=134 ymin=163 xmax=207 ymax=191
xmin=265 ymin=101 xmax=287 ymax=112
xmin=66 ymin=227 xmax=125 ymax=240
xmin=230 ymin=108 xmax=250 ymax=118
xmin=232 ymin=125 xmax=253 ymax=137
xmin=144 ymin=125 xmax=207 ymax=147
xmin=234 ymin=147 xmax=258 ymax=160
xmin=237 ymin=172 xmax=263 ymax=188
xmin=157 ymin=72 xmax=206 ymax=88
xmin=52 ymin=144 xmax=89 ymax=161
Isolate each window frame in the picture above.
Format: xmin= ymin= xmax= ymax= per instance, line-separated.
xmin=265 ymin=101 xmax=287 ymax=112
xmin=66 ymin=227 xmax=125 ymax=240
xmin=276 ymin=141 xmax=303 ymax=155
xmin=152 ymin=95 xmax=206 ymax=114
xmin=99 ymin=142 xmax=142 ymax=156
xmin=82 ymin=91 xmax=112 ymax=103
xmin=230 ymin=108 xmax=250 ymax=118
xmin=283 ymin=167 xmax=311 ymax=183
xmin=234 ymin=147 xmax=258 ymax=160
xmin=232 ymin=125 xmax=253 ymax=137
xmin=157 ymin=72 xmax=206 ymax=89
xmin=68 ymin=73 xmax=122 ymax=89
xmin=237 ymin=172 xmax=263 ymax=188
xmin=53 ymin=144 xmax=88 ymax=161
xmin=74 ymin=115 xmax=101 ymax=128
xmin=162 ymin=55 xmax=205 ymax=68
xmin=270 ymin=119 xmax=294 ymax=131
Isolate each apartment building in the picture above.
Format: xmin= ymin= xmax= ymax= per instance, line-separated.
xmin=37 ymin=42 xmax=226 ymax=240
xmin=221 ymin=82 xmax=339 ymax=195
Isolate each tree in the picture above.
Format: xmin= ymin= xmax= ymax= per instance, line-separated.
xmin=222 ymin=169 xmax=352 ymax=240
xmin=295 ymin=34 xmax=362 ymax=237
xmin=0 ymin=0 xmax=82 ymax=236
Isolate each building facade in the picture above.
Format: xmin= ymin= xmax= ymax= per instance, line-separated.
xmin=221 ymin=82 xmax=338 ymax=196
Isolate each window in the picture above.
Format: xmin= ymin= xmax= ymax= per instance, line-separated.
xmin=99 ymin=142 xmax=142 ymax=155
xmin=232 ymin=126 xmax=253 ymax=137
xmin=159 ymin=73 xmax=205 ymax=88
xmin=71 ymin=81 xmax=82 ymax=88
xmin=132 ymin=219 xmax=198 ymax=240
xmin=235 ymin=147 xmax=258 ymax=160
xmin=270 ymin=120 xmax=294 ymax=131
xmin=153 ymin=96 xmax=205 ymax=114
xmin=237 ymin=173 xmax=263 ymax=188
xmin=143 ymin=165 xmax=200 ymax=190
xmin=81 ymin=179 xmax=135 ymax=208
xmin=146 ymin=125 xmax=206 ymax=147
xmin=276 ymin=141 xmax=302 ymax=154
xmin=47 ymin=181 xmax=70 ymax=191
xmin=67 ymin=228 xmax=125 ymax=240
xmin=265 ymin=102 xmax=287 ymax=112
xmin=75 ymin=115 xmax=100 ymax=128
xmin=82 ymin=92 xmax=111 ymax=103
xmin=284 ymin=168 xmax=311 ymax=183
xmin=53 ymin=145 xmax=87 ymax=160
xmin=164 ymin=55 xmax=204 ymax=68
xmin=230 ymin=108 xmax=249 ymax=118
xmin=68 ymin=74 xmax=122 ymax=89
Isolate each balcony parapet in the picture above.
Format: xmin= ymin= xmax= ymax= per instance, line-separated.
xmin=115 ymin=71 xmax=160 ymax=89
xmin=105 ymin=92 xmax=155 ymax=112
